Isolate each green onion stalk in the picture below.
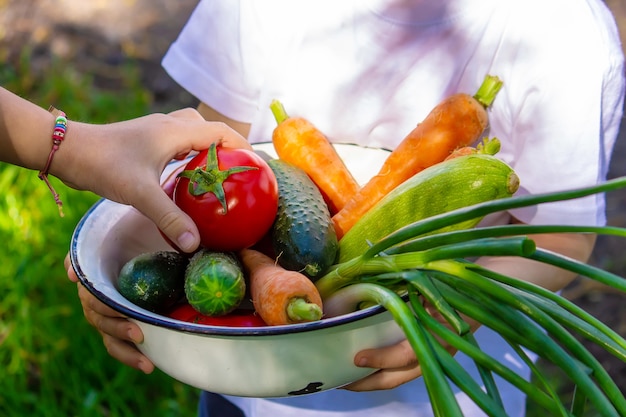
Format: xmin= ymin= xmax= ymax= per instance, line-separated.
xmin=315 ymin=176 xmax=626 ymax=416
xmin=324 ymin=282 xmax=464 ymax=417
xmin=425 ymin=261 xmax=625 ymax=415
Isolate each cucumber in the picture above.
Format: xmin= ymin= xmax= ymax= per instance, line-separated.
xmin=338 ymin=154 xmax=520 ymax=262
xmin=117 ymin=251 xmax=188 ymax=313
xmin=184 ymin=249 xmax=246 ymax=316
xmin=268 ymin=159 xmax=338 ymax=280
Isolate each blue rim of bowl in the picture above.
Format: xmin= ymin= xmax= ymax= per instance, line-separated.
xmin=70 ymin=198 xmax=393 ymax=337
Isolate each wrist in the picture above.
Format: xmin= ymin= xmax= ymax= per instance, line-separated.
xmin=47 ymin=118 xmax=91 ymax=189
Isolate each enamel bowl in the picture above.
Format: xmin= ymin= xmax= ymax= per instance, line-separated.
xmin=70 ymin=143 xmax=406 ymax=398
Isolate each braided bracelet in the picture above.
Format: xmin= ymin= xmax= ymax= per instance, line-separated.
xmin=38 ymin=106 xmax=67 ymax=217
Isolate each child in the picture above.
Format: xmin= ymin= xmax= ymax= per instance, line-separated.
xmin=70 ymin=0 xmax=625 ymax=415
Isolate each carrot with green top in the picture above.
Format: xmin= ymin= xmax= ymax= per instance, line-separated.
xmin=332 ymin=75 xmax=503 ymax=239
xmin=239 ymin=248 xmax=323 ymax=326
xmin=270 ymin=100 xmax=360 ymax=215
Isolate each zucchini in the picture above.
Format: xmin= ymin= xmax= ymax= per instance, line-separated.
xmin=117 ymin=251 xmax=188 ymax=313
xmin=184 ymin=250 xmax=246 ymax=316
xmin=337 ymin=154 xmax=520 ymax=262
xmin=268 ymin=159 xmax=338 ymax=280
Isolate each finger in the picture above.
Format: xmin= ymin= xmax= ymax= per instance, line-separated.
xmin=354 ymin=339 xmax=418 ymax=370
xmin=181 ymin=120 xmax=252 ymax=151
xmin=64 ymin=253 xmax=79 ymax=283
xmin=342 ymin=363 xmax=423 ymax=391
xmin=167 ymin=107 xmax=205 ymax=120
xmin=131 ymin=184 xmax=201 ymax=253
xmin=91 ymin=312 xmax=145 ymax=345
xmin=167 ymin=108 xmax=251 ymax=150
xmin=100 ymin=332 xmax=155 ymax=374
xmin=78 ymin=284 xmax=126 ymax=319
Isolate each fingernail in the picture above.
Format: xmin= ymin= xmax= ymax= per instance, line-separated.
xmin=176 ymin=231 xmax=195 ymax=252
xmin=356 ymin=357 xmax=368 ymax=367
xmin=138 ymin=359 xmax=153 ymax=374
xmin=128 ymin=328 xmax=142 ymax=344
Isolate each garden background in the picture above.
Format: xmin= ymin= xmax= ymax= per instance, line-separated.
xmin=1 ymin=1 xmax=625 ymax=416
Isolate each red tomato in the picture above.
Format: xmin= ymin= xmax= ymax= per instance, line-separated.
xmin=173 ymin=143 xmax=278 ymax=251
xmin=167 ymin=303 xmax=267 ymax=327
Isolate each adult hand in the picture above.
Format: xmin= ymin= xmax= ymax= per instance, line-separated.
xmin=55 ymin=108 xmax=251 ymax=253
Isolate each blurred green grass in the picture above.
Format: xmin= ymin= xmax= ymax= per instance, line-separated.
xmin=0 ymin=50 xmax=199 ymax=416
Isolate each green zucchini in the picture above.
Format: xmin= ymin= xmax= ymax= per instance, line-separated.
xmin=117 ymin=251 xmax=188 ymax=313
xmin=337 ymin=154 xmax=520 ymax=263
xmin=268 ymin=159 xmax=338 ymax=280
xmin=184 ymin=250 xmax=246 ymax=316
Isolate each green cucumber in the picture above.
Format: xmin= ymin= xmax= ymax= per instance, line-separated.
xmin=117 ymin=251 xmax=188 ymax=313
xmin=268 ymin=159 xmax=338 ymax=280
xmin=338 ymin=154 xmax=520 ymax=263
xmin=184 ymin=250 xmax=246 ymax=316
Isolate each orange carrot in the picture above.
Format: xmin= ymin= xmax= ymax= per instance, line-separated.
xmin=332 ymin=75 xmax=503 ymax=239
xmin=270 ymin=100 xmax=360 ymax=215
xmin=239 ymin=248 xmax=323 ymax=326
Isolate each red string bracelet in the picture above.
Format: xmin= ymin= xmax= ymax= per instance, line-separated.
xmin=38 ymin=106 xmax=67 ymax=217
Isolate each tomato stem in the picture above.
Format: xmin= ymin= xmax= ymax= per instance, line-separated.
xmin=178 ymin=142 xmax=258 ymax=213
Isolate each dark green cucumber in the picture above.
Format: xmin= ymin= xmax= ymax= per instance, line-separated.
xmin=117 ymin=251 xmax=188 ymax=313
xmin=338 ymin=154 xmax=520 ymax=262
xmin=184 ymin=249 xmax=246 ymax=316
xmin=268 ymin=159 xmax=338 ymax=280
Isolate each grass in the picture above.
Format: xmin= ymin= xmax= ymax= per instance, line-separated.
xmin=0 ymin=50 xmax=199 ymax=416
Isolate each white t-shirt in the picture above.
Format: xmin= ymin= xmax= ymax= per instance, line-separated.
xmin=162 ymin=0 xmax=625 ymax=415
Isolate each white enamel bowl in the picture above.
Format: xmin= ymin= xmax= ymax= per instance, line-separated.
xmin=70 ymin=143 xmax=405 ymax=398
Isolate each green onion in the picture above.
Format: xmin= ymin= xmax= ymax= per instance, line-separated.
xmin=465 ymin=263 xmax=626 ymax=358
xmin=409 ymin=287 xmax=509 ymax=417
xmin=405 ymin=281 xmax=569 ymax=413
xmin=322 ymin=283 xmax=463 ymax=416
xmin=385 ymin=224 xmax=626 ymax=256
xmin=504 ymin=339 xmax=571 ymax=417
xmin=317 ymin=236 xmax=536 ymax=298
xmin=427 ymin=263 xmax=623 ymax=415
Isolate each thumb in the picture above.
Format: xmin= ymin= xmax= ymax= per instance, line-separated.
xmin=136 ymin=187 xmax=201 ymax=253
